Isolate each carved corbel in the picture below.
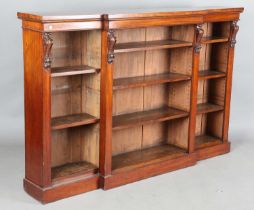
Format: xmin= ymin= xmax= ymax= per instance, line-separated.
xmin=229 ymin=20 xmax=239 ymax=48
xmin=194 ymin=24 xmax=204 ymax=53
xmin=43 ymin=32 xmax=53 ymax=69
xmin=107 ymin=30 xmax=116 ymax=64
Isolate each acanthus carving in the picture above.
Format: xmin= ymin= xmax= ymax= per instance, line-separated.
xmin=107 ymin=30 xmax=116 ymax=64
xmin=194 ymin=24 xmax=204 ymax=53
xmin=229 ymin=20 xmax=239 ymax=48
xmin=43 ymin=32 xmax=53 ymax=69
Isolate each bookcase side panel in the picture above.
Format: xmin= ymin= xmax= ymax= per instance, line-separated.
xmin=23 ymin=26 xmax=51 ymax=187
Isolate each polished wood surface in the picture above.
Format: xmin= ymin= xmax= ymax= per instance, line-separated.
xmin=201 ymin=36 xmax=228 ymax=44
xmin=51 ymin=113 xmax=99 ymax=130
xmin=113 ymin=73 xmax=190 ymax=90
xmin=198 ymin=70 xmax=226 ymax=80
xmin=115 ymin=39 xmax=192 ymax=53
xmin=195 ymin=135 xmax=222 ymax=149
xmin=51 ymin=65 xmax=99 ymax=77
xmin=197 ymin=103 xmax=224 ymax=114
xmin=113 ymin=107 xmax=188 ymax=130
xmin=18 ymin=7 xmax=243 ymax=203
xmin=112 ymin=144 xmax=186 ymax=173
xmin=51 ymin=161 xmax=98 ymax=182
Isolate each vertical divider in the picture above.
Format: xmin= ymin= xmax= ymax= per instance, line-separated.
xmin=188 ymin=24 xmax=204 ymax=153
xmin=100 ymin=14 xmax=114 ymax=180
xmin=222 ymin=20 xmax=239 ymax=142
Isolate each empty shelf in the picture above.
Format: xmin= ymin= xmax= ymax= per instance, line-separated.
xmin=201 ymin=36 xmax=228 ymax=44
xmin=115 ymin=39 xmax=192 ymax=53
xmin=112 ymin=144 xmax=186 ymax=174
xmin=199 ymin=70 xmax=226 ymax=80
xmin=51 ymin=65 xmax=99 ymax=77
xmin=51 ymin=113 xmax=99 ymax=130
xmin=51 ymin=161 xmax=98 ymax=182
xmin=113 ymin=73 xmax=190 ymax=90
xmin=197 ymin=103 xmax=224 ymax=114
xmin=195 ymin=135 xmax=222 ymax=149
xmin=113 ymin=107 xmax=188 ymax=130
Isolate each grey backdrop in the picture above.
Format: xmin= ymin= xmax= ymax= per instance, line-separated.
xmin=0 ymin=1 xmax=253 ymax=209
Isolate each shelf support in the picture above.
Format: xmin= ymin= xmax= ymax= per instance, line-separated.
xmin=194 ymin=24 xmax=204 ymax=53
xmin=229 ymin=20 xmax=239 ymax=48
xmin=43 ymin=32 xmax=53 ymax=69
xmin=107 ymin=30 xmax=116 ymax=64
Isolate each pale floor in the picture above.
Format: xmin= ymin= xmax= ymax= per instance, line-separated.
xmin=0 ymin=126 xmax=253 ymax=210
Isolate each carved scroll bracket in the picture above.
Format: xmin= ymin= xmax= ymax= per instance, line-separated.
xmin=43 ymin=32 xmax=53 ymax=69
xmin=229 ymin=20 xmax=239 ymax=48
xmin=194 ymin=24 xmax=204 ymax=53
xmin=107 ymin=30 xmax=116 ymax=64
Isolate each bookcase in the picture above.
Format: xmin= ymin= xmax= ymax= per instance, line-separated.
xmin=18 ymin=7 xmax=243 ymax=203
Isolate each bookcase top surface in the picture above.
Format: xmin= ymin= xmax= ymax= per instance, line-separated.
xmin=17 ymin=7 xmax=244 ymax=22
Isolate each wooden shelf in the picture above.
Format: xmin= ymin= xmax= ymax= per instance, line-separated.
xmin=115 ymin=39 xmax=192 ymax=53
xmin=197 ymin=103 xmax=224 ymax=115
xmin=51 ymin=65 xmax=99 ymax=77
xmin=113 ymin=73 xmax=190 ymax=90
xmin=51 ymin=161 xmax=98 ymax=182
xmin=112 ymin=144 xmax=186 ymax=174
xmin=201 ymin=36 xmax=228 ymax=44
xmin=113 ymin=107 xmax=188 ymax=130
xmin=195 ymin=135 xmax=222 ymax=149
xmin=51 ymin=113 xmax=99 ymax=130
xmin=199 ymin=70 xmax=226 ymax=80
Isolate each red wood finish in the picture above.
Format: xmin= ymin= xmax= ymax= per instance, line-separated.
xmin=23 ymin=27 xmax=51 ymax=187
xmin=196 ymin=142 xmax=230 ymax=160
xmin=103 ymin=153 xmax=197 ymax=190
xmin=18 ymin=7 xmax=243 ymax=203
xmin=188 ymin=24 xmax=203 ymax=153
xmin=99 ymin=15 xmax=113 ymax=177
xmin=24 ymin=176 xmax=99 ymax=203
xmin=222 ymin=21 xmax=239 ymax=142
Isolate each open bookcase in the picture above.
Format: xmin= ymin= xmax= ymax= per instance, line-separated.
xmin=111 ymin=26 xmax=193 ymax=175
xmin=18 ymin=7 xmax=243 ymax=203
xmin=50 ymin=31 xmax=101 ymax=183
xmin=196 ymin=22 xmax=230 ymax=150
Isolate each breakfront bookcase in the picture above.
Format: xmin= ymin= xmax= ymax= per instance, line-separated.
xmin=17 ymin=7 xmax=243 ymax=203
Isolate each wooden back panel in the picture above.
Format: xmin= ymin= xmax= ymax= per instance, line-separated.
xmin=51 ymin=31 xmax=101 ymax=168
xmin=112 ymin=26 xmax=194 ymax=155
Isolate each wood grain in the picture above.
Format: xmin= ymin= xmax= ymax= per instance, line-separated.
xmin=112 ymin=144 xmax=186 ymax=173
xmin=201 ymin=36 xmax=228 ymax=44
xmin=51 ymin=113 xmax=99 ymax=130
xmin=198 ymin=70 xmax=226 ymax=80
xmin=51 ymin=65 xmax=99 ymax=77
xmin=195 ymin=135 xmax=222 ymax=149
xmin=197 ymin=103 xmax=224 ymax=114
xmin=115 ymin=39 xmax=192 ymax=53
xmin=51 ymin=161 xmax=98 ymax=182
xmin=113 ymin=73 xmax=190 ymax=90
xmin=113 ymin=107 xmax=188 ymax=130
xmin=19 ymin=8 xmax=243 ymax=203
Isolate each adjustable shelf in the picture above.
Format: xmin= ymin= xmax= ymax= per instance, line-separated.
xmin=113 ymin=73 xmax=190 ymax=90
xmin=52 ymin=161 xmax=98 ymax=183
xmin=113 ymin=107 xmax=189 ymax=130
xmin=199 ymin=70 xmax=226 ymax=80
xmin=51 ymin=113 xmax=99 ymax=130
xmin=51 ymin=65 xmax=99 ymax=77
xmin=112 ymin=144 xmax=186 ymax=174
xmin=195 ymin=135 xmax=222 ymax=150
xmin=201 ymin=36 xmax=228 ymax=44
xmin=197 ymin=103 xmax=224 ymax=114
xmin=115 ymin=39 xmax=192 ymax=53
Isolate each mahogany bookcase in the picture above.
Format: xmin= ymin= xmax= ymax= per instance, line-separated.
xmin=17 ymin=7 xmax=243 ymax=203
